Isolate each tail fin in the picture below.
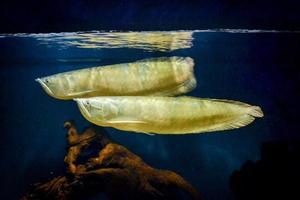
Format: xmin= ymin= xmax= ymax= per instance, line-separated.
xmin=250 ymin=106 xmax=264 ymax=118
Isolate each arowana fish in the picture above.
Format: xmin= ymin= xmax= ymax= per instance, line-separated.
xmin=75 ymin=96 xmax=263 ymax=134
xmin=36 ymin=57 xmax=196 ymax=100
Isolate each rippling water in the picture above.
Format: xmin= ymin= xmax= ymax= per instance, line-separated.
xmin=1 ymin=31 xmax=194 ymax=52
xmin=0 ymin=30 xmax=299 ymax=200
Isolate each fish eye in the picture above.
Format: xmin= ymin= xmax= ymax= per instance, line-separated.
xmin=45 ymin=79 xmax=49 ymax=83
xmin=84 ymin=101 xmax=92 ymax=111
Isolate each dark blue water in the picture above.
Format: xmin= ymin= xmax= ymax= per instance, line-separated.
xmin=0 ymin=31 xmax=299 ymax=200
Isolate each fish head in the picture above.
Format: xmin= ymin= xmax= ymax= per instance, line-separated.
xmin=74 ymin=98 xmax=93 ymax=118
xmin=75 ymin=98 xmax=119 ymax=123
xmin=36 ymin=76 xmax=66 ymax=99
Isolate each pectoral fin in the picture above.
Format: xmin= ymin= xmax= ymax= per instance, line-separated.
xmin=67 ymin=89 xmax=97 ymax=97
xmin=106 ymin=117 xmax=153 ymax=135
xmin=106 ymin=117 xmax=148 ymax=124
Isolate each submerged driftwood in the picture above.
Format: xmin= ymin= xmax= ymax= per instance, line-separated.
xmin=21 ymin=121 xmax=202 ymax=200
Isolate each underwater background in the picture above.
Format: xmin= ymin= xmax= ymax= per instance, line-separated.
xmin=0 ymin=30 xmax=300 ymax=200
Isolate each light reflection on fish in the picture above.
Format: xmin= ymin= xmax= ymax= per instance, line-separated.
xmin=36 ymin=57 xmax=196 ymax=100
xmin=75 ymin=96 xmax=263 ymax=135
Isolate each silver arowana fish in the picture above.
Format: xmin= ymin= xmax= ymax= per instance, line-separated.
xmin=36 ymin=57 xmax=196 ymax=100
xmin=75 ymin=96 xmax=263 ymax=135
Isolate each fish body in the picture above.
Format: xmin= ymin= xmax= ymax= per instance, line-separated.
xmin=36 ymin=57 xmax=196 ymax=100
xmin=75 ymin=96 xmax=263 ymax=134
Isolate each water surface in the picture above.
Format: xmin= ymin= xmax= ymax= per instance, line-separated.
xmin=0 ymin=30 xmax=299 ymax=200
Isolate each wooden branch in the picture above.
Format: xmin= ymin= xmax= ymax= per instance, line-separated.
xmin=21 ymin=121 xmax=202 ymax=200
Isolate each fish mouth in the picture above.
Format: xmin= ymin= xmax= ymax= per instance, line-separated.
xmin=35 ymin=78 xmax=54 ymax=96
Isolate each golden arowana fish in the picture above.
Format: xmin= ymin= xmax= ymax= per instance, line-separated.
xmin=75 ymin=96 xmax=263 ymax=135
xmin=36 ymin=57 xmax=196 ymax=100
